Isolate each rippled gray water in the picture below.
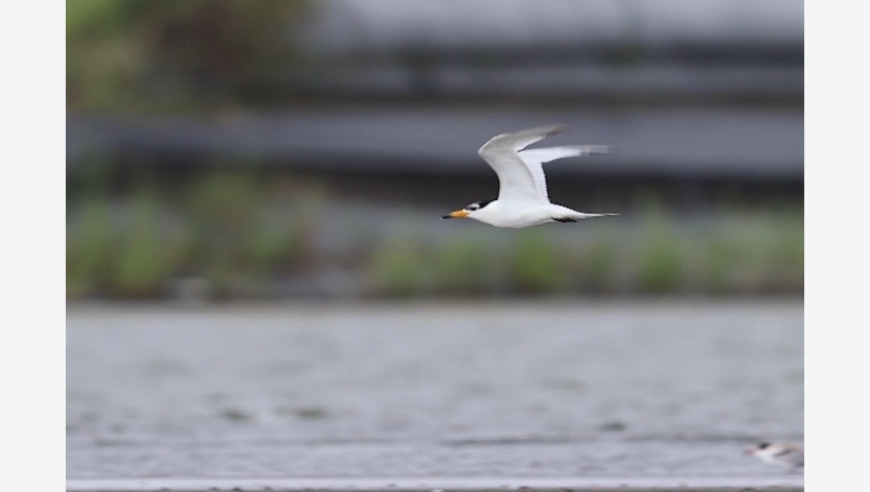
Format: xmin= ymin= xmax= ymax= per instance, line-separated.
xmin=67 ymin=301 xmax=802 ymax=481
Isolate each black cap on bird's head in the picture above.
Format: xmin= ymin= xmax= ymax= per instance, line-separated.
xmin=441 ymin=200 xmax=493 ymax=219
xmin=745 ymin=441 xmax=771 ymax=455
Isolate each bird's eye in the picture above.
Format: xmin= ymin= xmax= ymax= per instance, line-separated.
xmin=468 ymin=203 xmax=478 ymax=211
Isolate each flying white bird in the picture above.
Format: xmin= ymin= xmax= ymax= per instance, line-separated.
xmin=745 ymin=442 xmax=804 ymax=471
xmin=441 ymin=125 xmax=618 ymax=228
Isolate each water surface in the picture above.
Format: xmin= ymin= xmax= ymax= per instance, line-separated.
xmin=67 ymin=301 xmax=803 ymax=481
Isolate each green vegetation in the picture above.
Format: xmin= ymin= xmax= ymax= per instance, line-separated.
xmin=67 ymin=199 xmax=114 ymax=297
xmin=67 ymin=0 xmax=312 ymax=113
xmin=109 ymin=190 xmax=182 ymax=298
xmin=367 ymin=236 xmax=430 ymax=298
xmin=66 ymin=168 xmax=804 ymax=301
xmin=634 ymin=219 xmax=685 ymax=294
xmin=432 ymin=236 xmax=496 ymax=295
xmin=67 ymin=167 xmax=319 ymax=300
xmin=570 ymin=236 xmax=620 ymax=293
xmin=505 ymin=230 xmax=570 ymax=294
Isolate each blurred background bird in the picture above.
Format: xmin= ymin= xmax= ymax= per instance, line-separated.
xmin=746 ymin=442 xmax=804 ymax=471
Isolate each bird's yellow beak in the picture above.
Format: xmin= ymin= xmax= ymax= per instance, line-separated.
xmin=441 ymin=209 xmax=470 ymax=219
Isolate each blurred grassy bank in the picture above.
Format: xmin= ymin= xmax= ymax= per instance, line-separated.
xmin=66 ymin=168 xmax=802 ymax=301
xmin=66 ymin=2 xmax=802 ymax=302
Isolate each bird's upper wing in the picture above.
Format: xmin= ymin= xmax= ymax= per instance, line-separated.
xmin=773 ymin=444 xmax=804 ymax=465
xmin=518 ymin=145 xmax=613 ymax=200
xmin=477 ymin=125 xmax=569 ymax=205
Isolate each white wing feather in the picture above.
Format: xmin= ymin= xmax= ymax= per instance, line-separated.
xmin=477 ymin=125 xmax=610 ymax=204
xmin=477 ymin=125 xmax=568 ymax=204
xmin=518 ymin=145 xmax=612 ymax=200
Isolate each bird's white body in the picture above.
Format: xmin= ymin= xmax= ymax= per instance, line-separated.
xmin=463 ymin=200 xmax=607 ymax=228
xmin=746 ymin=442 xmax=804 ymax=470
xmin=442 ymin=125 xmax=617 ymax=228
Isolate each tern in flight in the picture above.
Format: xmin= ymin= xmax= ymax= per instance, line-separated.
xmin=441 ymin=125 xmax=618 ymax=228
xmin=745 ymin=442 xmax=804 ymax=471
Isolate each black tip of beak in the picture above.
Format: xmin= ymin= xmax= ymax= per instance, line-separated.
xmin=441 ymin=215 xmax=452 ymax=220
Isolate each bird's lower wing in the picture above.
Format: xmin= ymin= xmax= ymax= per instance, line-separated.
xmin=481 ymin=151 xmax=546 ymax=204
xmin=517 ymin=145 xmax=613 ymax=200
xmin=477 ymin=126 xmax=570 ymax=204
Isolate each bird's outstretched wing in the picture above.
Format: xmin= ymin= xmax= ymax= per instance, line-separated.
xmin=478 ymin=125 xmax=611 ymax=203
xmin=477 ymin=125 xmax=568 ymax=205
xmin=518 ymin=145 xmax=612 ymax=200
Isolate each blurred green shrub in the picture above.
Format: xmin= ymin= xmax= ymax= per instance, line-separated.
xmin=368 ymin=236 xmax=430 ymax=297
xmin=571 ymin=235 xmax=620 ymax=293
xmin=505 ymin=230 xmax=569 ymax=294
xmin=635 ymin=221 xmax=685 ymax=294
xmin=698 ymin=233 xmax=745 ymax=294
xmin=66 ymin=170 xmax=803 ymax=300
xmin=66 ymin=167 xmax=322 ymax=300
xmin=67 ymin=199 xmax=114 ymax=297
xmin=432 ymin=237 xmax=495 ymax=295
xmin=185 ymin=170 xmax=317 ymax=298
xmin=109 ymin=189 xmax=185 ymax=298
xmin=67 ymin=0 xmax=312 ymax=112
xmin=738 ymin=213 xmax=804 ymax=293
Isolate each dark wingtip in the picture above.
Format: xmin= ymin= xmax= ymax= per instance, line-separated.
xmin=525 ymin=124 xmax=570 ymax=137
xmin=548 ymin=124 xmax=570 ymax=136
